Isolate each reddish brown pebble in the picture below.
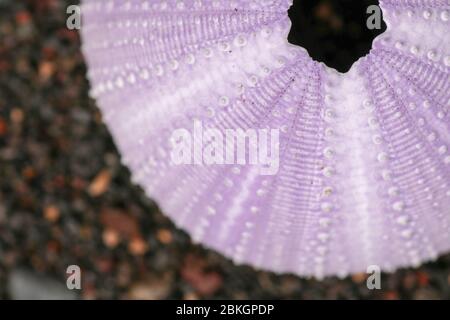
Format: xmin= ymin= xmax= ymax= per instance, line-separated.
xmin=10 ymin=108 xmax=24 ymax=124
xmin=128 ymin=237 xmax=148 ymax=256
xmin=71 ymin=177 xmax=87 ymax=190
xmin=127 ymin=274 xmax=172 ymax=300
xmin=183 ymin=292 xmax=199 ymax=300
xmin=351 ymin=273 xmax=366 ymax=284
xmin=0 ymin=118 xmax=7 ymax=136
xmin=38 ymin=61 xmax=55 ymax=82
xmin=416 ymin=271 xmax=429 ymax=287
xmin=181 ymin=254 xmax=223 ymax=296
xmin=15 ymin=11 xmax=31 ymax=25
xmin=88 ymin=170 xmax=111 ymax=197
xmin=22 ymin=166 xmax=36 ymax=180
xmin=316 ymin=3 xmax=332 ymax=20
xmin=46 ymin=240 xmax=60 ymax=253
xmin=402 ymin=272 xmax=417 ymax=290
xmin=100 ymin=208 xmax=140 ymax=240
xmin=44 ymin=205 xmax=60 ymax=223
xmin=96 ymin=257 xmax=113 ymax=273
xmin=102 ymin=228 xmax=120 ymax=248
xmin=157 ymin=229 xmax=173 ymax=244
xmin=383 ymin=291 xmax=399 ymax=300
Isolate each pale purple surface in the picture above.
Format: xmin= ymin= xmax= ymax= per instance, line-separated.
xmin=81 ymin=0 xmax=450 ymax=278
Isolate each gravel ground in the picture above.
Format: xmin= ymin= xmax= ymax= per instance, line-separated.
xmin=0 ymin=0 xmax=449 ymax=300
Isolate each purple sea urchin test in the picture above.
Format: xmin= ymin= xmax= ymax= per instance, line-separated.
xmin=81 ymin=0 xmax=450 ymax=278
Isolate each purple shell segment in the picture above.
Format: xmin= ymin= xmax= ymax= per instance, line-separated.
xmin=81 ymin=0 xmax=450 ymax=278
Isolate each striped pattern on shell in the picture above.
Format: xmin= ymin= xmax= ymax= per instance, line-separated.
xmin=81 ymin=0 xmax=450 ymax=278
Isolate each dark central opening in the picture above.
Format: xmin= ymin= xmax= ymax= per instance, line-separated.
xmin=288 ymin=0 xmax=387 ymax=73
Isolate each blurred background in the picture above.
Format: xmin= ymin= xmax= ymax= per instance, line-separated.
xmin=0 ymin=0 xmax=449 ymax=300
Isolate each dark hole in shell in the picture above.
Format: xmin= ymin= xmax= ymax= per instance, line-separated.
xmin=288 ymin=0 xmax=387 ymax=73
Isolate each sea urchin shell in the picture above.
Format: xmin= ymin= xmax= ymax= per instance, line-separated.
xmin=81 ymin=0 xmax=450 ymax=278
